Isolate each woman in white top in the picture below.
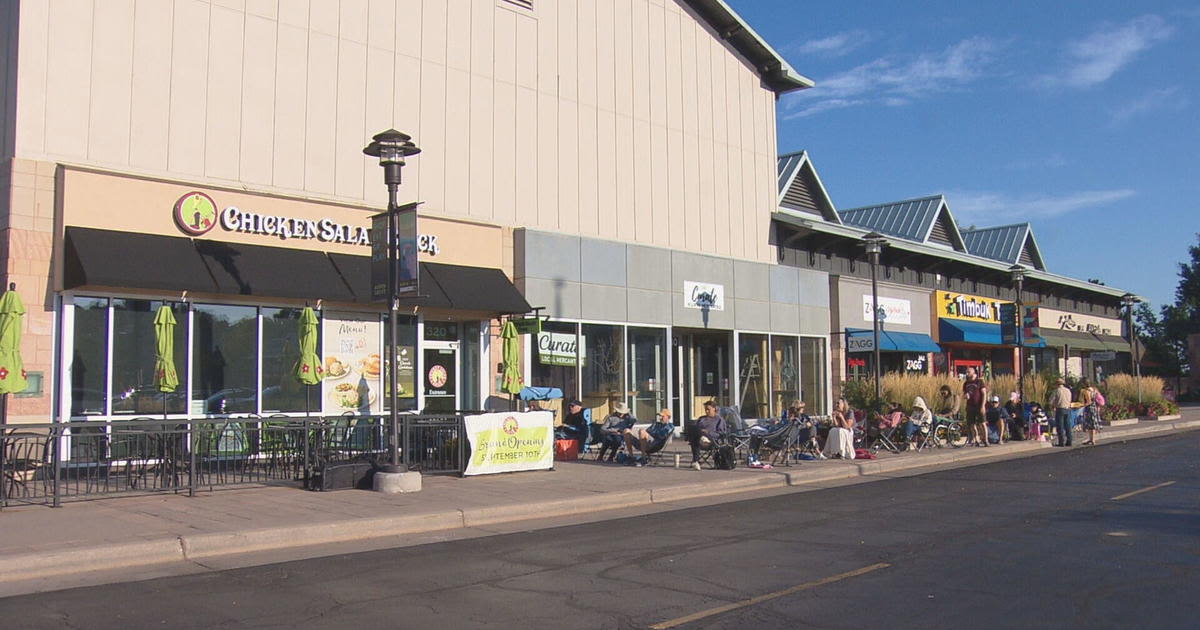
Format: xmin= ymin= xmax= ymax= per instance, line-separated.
xmin=823 ymin=398 xmax=856 ymax=459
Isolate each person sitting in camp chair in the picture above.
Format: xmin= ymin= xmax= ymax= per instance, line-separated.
xmin=596 ymin=402 xmax=636 ymax=462
xmin=622 ymin=408 xmax=674 ymax=466
xmin=685 ymin=400 xmax=728 ymax=470
xmin=555 ymin=399 xmax=589 ymax=452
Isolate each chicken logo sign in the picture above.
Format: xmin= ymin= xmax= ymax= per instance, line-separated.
xmin=173 ymin=192 xmax=218 ymax=236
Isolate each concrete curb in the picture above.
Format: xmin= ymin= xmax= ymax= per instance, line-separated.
xmin=3 ymin=420 xmax=1196 ymax=585
xmin=3 ymin=538 xmax=185 ymax=582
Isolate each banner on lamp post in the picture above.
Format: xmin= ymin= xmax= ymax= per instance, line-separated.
xmin=370 ymin=202 xmax=422 ymax=303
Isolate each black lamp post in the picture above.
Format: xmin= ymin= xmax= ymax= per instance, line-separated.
xmin=1009 ymin=264 xmax=1026 ymax=408
xmin=863 ymin=232 xmax=886 ymax=407
xmin=364 ymin=129 xmax=420 ymax=471
xmin=1121 ymin=293 xmax=1142 ymax=405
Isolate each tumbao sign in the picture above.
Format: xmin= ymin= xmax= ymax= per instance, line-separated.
xmin=463 ymin=411 xmax=554 ymax=476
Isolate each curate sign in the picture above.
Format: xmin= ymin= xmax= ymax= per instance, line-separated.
xmin=862 ymin=295 xmax=912 ymax=325
xmin=683 ymin=281 xmax=724 ymax=311
xmin=536 ymin=331 xmax=587 ymax=366
xmin=463 ymin=411 xmax=554 ymax=476
xmin=934 ymin=290 xmax=1010 ymax=324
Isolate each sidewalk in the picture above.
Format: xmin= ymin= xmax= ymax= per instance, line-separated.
xmin=2 ymin=409 xmax=1196 ymax=595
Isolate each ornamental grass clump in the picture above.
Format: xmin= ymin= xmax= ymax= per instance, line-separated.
xmin=879 ymin=373 xmax=961 ymax=413
xmin=1102 ymin=373 xmax=1165 ymax=406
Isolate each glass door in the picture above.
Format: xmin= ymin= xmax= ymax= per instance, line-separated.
xmin=423 ymin=347 xmax=457 ymax=413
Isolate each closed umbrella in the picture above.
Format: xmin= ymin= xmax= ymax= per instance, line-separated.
xmin=294 ymin=306 xmax=324 ymax=415
xmin=154 ymin=305 xmax=179 ymax=420
xmin=0 ymin=286 xmax=27 ymax=426
xmin=500 ymin=321 xmax=523 ymax=402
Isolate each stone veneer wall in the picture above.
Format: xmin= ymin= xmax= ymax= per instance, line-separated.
xmin=0 ymin=158 xmax=55 ymax=423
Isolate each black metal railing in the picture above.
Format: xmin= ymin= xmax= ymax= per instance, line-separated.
xmin=1 ymin=414 xmax=466 ymax=508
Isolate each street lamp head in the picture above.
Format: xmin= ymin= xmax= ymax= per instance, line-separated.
xmin=364 ymin=129 xmax=421 ymax=189
xmin=862 ymin=232 xmax=885 ymax=257
xmin=1008 ymin=264 xmax=1026 ymax=284
xmin=363 ymin=129 xmax=421 ymax=164
xmin=1121 ymin=293 xmax=1140 ymax=308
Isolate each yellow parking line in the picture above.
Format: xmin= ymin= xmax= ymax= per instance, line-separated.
xmin=649 ymin=562 xmax=890 ymax=629
xmin=1111 ymin=480 xmax=1176 ymax=501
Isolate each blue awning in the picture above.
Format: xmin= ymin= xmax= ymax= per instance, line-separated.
xmin=938 ymin=320 xmax=1046 ymax=347
xmin=846 ymin=328 xmax=941 ymax=353
xmin=938 ymin=319 xmax=1001 ymax=344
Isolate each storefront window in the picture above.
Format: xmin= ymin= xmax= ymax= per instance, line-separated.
xmin=628 ymin=327 xmax=667 ymax=421
xmin=459 ymin=322 xmax=481 ymax=412
xmin=770 ymin=336 xmax=800 ymax=418
xmin=71 ymin=297 xmax=109 ymax=417
xmin=737 ymin=333 xmax=769 ymax=418
xmin=582 ymin=324 xmax=624 ymax=416
xmin=800 ymin=337 xmax=827 ymax=415
xmin=192 ymin=304 xmax=258 ymax=414
xmin=531 ymin=321 xmax=579 ymax=399
xmin=111 ymin=299 xmax=188 ymax=415
xmin=261 ymin=307 xmax=309 ymax=414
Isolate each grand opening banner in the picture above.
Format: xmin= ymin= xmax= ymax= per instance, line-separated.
xmin=463 ymin=411 xmax=554 ymax=476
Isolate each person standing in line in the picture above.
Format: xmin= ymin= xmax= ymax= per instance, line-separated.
xmin=962 ymin=367 xmax=988 ymax=447
xmin=1078 ymin=379 xmax=1100 ymax=446
xmin=1047 ymin=377 xmax=1074 ymax=447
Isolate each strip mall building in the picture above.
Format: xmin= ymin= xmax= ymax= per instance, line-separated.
xmin=0 ymin=1 xmax=1138 ymax=427
xmin=0 ymin=0 xmax=839 ymax=427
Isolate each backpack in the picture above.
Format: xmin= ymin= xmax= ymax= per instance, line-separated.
xmin=1094 ymin=389 xmax=1106 ymax=406
xmin=713 ymin=445 xmax=737 ymax=470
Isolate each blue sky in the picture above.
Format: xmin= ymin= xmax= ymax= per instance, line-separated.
xmin=728 ymin=0 xmax=1199 ymax=309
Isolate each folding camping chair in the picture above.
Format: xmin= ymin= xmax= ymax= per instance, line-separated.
xmin=749 ymin=419 xmax=798 ymax=467
xmin=869 ymin=419 xmax=903 ymax=454
xmin=720 ymin=406 xmax=753 ymax=456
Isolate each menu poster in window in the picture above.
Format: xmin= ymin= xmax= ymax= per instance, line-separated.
xmin=397 ymin=346 xmax=415 ymax=398
xmin=322 ymin=312 xmax=382 ymax=414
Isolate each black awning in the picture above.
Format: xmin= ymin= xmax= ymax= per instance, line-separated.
xmin=328 ymin=253 xmax=530 ymax=314
xmin=64 ymin=226 xmax=219 ymax=293
xmin=194 ymin=239 xmax=355 ymax=301
xmin=423 ymin=262 xmax=531 ymax=314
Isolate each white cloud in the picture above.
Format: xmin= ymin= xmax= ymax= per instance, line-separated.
xmin=1110 ymin=86 xmax=1187 ymax=123
xmin=782 ymin=37 xmax=998 ymax=118
xmin=1042 ymin=15 xmax=1174 ymax=88
xmin=946 ymin=189 xmax=1137 ymax=224
xmin=786 ymin=30 xmax=871 ymax=57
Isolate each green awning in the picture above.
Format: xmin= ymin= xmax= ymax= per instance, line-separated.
xmin=1038 ymin=330 xmax=1129 ymax=352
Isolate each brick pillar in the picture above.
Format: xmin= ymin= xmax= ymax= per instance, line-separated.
xmin=0 ymin=158 xmax=56 ymax=424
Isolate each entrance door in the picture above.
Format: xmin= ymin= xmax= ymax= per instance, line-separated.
xmin=951 ymin=359 xmax=982 ymax=378
xmin=423 ymin=347 xmax=457 ymax=413
xmin=670 ymin=330 xmax=731 ymax=424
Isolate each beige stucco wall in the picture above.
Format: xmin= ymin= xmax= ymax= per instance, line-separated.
xmin=12 ymin=0 xmax=780 ymax=263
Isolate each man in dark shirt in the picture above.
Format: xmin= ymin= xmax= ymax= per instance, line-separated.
xmin=985 ymin=395 xmax=1011 ymax=444
xmin=557 ymin=399 xmax=588 ymax=452
xmin=962 ymin=367 xmax=988 ymax=447
xmin=685 ymin=400 xmax=726 ymax=470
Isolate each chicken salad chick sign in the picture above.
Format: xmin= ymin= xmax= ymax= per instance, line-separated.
xmin=172 ymin=191 xmax=442 ymax=254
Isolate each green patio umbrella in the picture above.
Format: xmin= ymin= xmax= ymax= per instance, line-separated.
xmin=154 ymin=305 xmax=180 ymax=420
xmin=500 ymin=321 xmax=523 ymax=402
xmin=294 ymin=306 xmax=324 ymax=415
xmin=0 ymin=286 xmax=27 ymax=426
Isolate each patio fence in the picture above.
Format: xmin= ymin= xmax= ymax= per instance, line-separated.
xmin=1 ymin=414 xmax=466 ymax=508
